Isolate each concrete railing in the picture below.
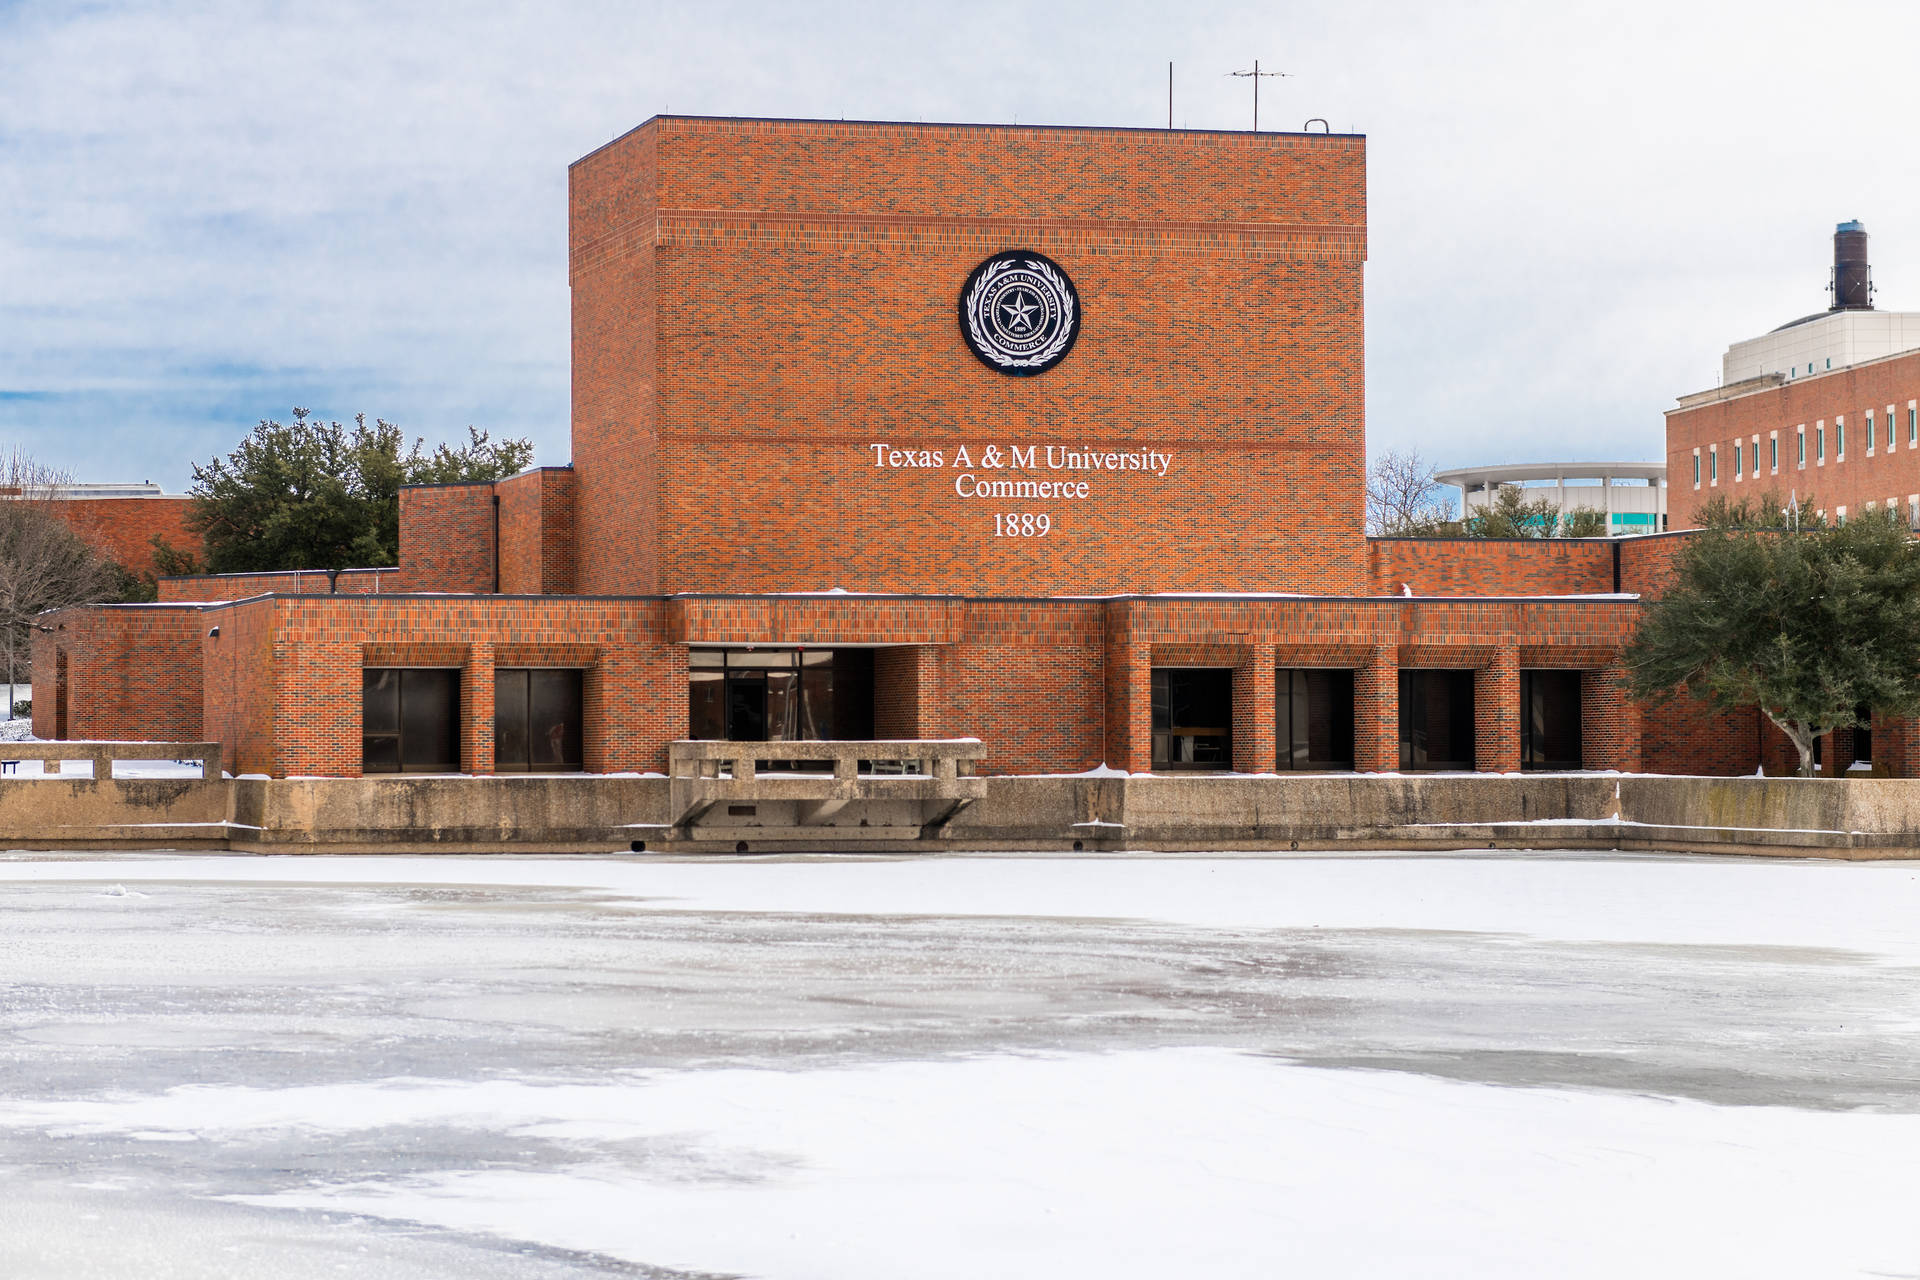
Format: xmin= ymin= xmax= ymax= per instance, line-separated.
xmin=667 ymin=739 xmax=988 ymax=840
xmin=669 ymin=738 xmax=985 ymax=783
xmin=0 ymin=741 xmax=222 ymax=781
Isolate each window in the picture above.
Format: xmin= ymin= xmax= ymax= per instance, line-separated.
xmin=1276 ymin=669 xmax=1354 ymax=770
xmin=1152 ymin=668 xmax=1233 ymax=770
xmin=1837 ymin=506 xmax=1847 ymax=525
xmin=1520 ymin=670 xmax=1583 ymax=771
xmin=363 ymin=668 xmax=461 ymax=774
xmin=1837 ymin=418 xmax=1846 ymax=459
xmin=1733 ymin=442 xmax=1741 ymax=477
xmin=689 ymin=648 xmax=873 ymax=743
xmin=1817 ymin=425 xmax=1825 ymax=462
xmin=1692 ymin=451 xmax=1701 ymax=486
xmin=1866 ymin=411 xmax=1875 ymax=454
xmin=1888 ymin=408 xmax=1896 ymax=451
xmin=1770 ymin=435 xmax=1778 ymax=472
xmin=1710 ymin=446 xmax=1718 ymax=482
xmin=1798 ymin=428 xmax=1806 ymax=465
xmin=1908 ymin=495 xmax=1917 ymax=527
xmin=495 ymin=669 xmax=584 ymax=772
xmin=1398 ymin=669 xmax=1476 ymax=770
xmin=1752 ymin=436 xmax=1761 ymax=477
xmin=1909 ymin=407 xmax=1916 ymax=446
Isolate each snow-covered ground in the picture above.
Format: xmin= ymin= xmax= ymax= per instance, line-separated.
xmin=0 ymin=851 xmax=1915 ymax=1279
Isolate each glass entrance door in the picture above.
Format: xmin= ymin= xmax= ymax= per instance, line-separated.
xmin=725 ymin=671 xmax=768 ymax=741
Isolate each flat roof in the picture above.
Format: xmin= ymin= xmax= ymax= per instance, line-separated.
xmin=573 ymin=114 xmax=1363 ymax=168
xmin=1435 ymin=462 xmax=1665 ymax=484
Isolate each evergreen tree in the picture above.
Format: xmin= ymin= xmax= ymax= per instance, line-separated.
xmin=1558 ymin=506 xmax=1609 ymax=538
xmin=1624 ymin=508 xmax=1920 ymax=776
xmin=1468 ymin=484 xmax=1561 ymax=538
xmin=181 ymin=410 xmax=533 ymax=573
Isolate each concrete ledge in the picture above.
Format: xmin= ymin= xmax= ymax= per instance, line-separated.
xmin=3 ymin=772 xmax=1920 ymax=857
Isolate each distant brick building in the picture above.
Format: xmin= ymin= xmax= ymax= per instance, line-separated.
xmin=1669 ymin=222 xmax=1920 ymax=530
xmin=38 ymin=116 xmax=1824 ymax=779
xmin=9 ymin=483 xmax=199 ymax=580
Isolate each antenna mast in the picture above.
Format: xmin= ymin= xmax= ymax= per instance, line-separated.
xmin=1226 ymin=59 xmax=1289 ymax=131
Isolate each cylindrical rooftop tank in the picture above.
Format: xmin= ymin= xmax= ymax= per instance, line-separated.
xmin=1832 ymin=220 xmax=1873 ymax=311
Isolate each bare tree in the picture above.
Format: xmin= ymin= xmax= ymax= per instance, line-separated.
xmin=0 ymin=450 xmax=118 ymax=722
xmin=1365 ymin=448 xmax=1454 ymax=535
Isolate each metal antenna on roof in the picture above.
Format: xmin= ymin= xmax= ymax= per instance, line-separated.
xmin=1168 ymin=61 xmax=1173 ymax=129
xmin=1227 ymin=59 xmax=1288 ymax=131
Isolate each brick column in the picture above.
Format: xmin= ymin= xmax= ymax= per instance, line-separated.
xmin=1107 ymin=640 xmax=1152 ymax=773
xmin=1877 ymin=712 xmax=1920 ymax=779
xmin=916 ymin=645 xmax=945 ymax=740
xmin=1475 ymin=643 xmax=1520 ymax=772
xmin=465 ymin=642 xmax=495 ymax=775
xmin=1354 ymin=644 xmax=1399 ymax=772
xmin=1582 ymin=662 xmax=1643 ymax=773
xmin=1233 ymin=645 xmax=1276 ymax=773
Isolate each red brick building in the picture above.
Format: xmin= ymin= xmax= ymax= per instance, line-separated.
xmin=36 ymin=116 xmax=1817 ymax=780
xmin=1668 ymin=222 xmax=1920 ymax=530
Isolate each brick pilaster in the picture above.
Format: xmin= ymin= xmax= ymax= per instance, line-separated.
xmin=1233 ymin=645 xmax=1276 ymax=772
xmin=465 ymin=642 xmax=495 ymax=775
xmin=1475 ymin=643 xmax=1520 ymax=772
xmin=1354 ymin=644 xmax=1399 ymax=772
xmin=1582 ymin=662 xmax=1643 ymax=773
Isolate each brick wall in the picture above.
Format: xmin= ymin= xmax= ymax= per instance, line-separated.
xmin=48 ymin=496 xmax=199 ymax=577
xmin=496 ymin=467 xmax=577 ymax=595
xmin=1668 ymin=349 xmax=1920 ymax=528
xmin=1614 ymin=530 xmax=1697 ymax=599
xmin=569 ymin=117 xmax=1369 ymax=597
xmin=873 ymin=646 xmax=923 ymax=738
xmin=1368 ymin=537 xmax=1615 ymax=596
xmin=159 ymin=568 xmax=401 ymax=602
xmin=43 ymin=587 xmax=1812 ymax=780
xmin=1640 ymin=688 xmax=1762 ymax=776
xmin=33 ymin=605 xmax=205 ymax=742
xmin=397 ymin=484 xmax=496 ymax=593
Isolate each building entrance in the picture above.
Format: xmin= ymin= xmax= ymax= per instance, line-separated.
xmin=689 ymin=648 xmax=875 ymax=742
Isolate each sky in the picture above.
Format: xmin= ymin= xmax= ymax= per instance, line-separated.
xmin=4 ymin=0 xmax=1919 ymax=491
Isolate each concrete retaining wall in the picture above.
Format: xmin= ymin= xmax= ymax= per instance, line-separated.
xmin=3 ymin=773 xmax=1920 ymax=857
xmin=0 ymin=778 xmax=231 ymax=848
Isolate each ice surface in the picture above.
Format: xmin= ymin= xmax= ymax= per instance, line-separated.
xmin=0 ymin=851 xmax=1916 ymax=1278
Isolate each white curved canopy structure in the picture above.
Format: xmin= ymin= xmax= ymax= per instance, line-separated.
xmin=1434 ymin=462 xmax=1667 ymax=536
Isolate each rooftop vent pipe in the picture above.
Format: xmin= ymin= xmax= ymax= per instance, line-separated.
xmin=1831 ymin=220 xmax=1874 ymax=311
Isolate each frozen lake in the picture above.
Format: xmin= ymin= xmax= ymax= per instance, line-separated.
xmin=0 ymin=850 xmax=1916 ymax=1278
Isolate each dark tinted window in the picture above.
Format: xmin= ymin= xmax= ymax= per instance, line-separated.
xmin=495 ymin=669 xmax=584 ymax=773
xmin=688 ymin=649 xmax=874 ymax=742
xmin=1278 ymin=668 xmax=1354 ymax=770
xmin=1398 ymin=669 xmax=1475 ymax=770
xmin=1520 ymin=670 xmax=1583 ymax=771
xmin=364 ymin=668 xmax=460 ymax=774
xmin=1151 ymin=668 xmax=1233 ymax=770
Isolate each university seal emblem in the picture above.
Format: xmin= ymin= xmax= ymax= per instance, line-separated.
xmin=958 ymin=250 xmax=1081 ymax=376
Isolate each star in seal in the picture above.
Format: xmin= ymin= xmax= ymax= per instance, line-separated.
xmin=958 ymin=250 xmax=1081 ymax=376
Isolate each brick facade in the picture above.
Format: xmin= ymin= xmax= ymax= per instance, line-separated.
xmin=47 ymin=496 xmax=199 ymax=578
xmin=495 ymin=467 xmax=577 ymax=595
xmin=44 ymin=591 xmax=1692 ymax=780
xmin=1668 ymin=349 xmax=1920 ymax=528
xmin=37 ymin=115 xmax=1796 ymax=781
xmin=568 ymin=117 xmax=1369 ymax=597
xmin=396 ymin=484 xmax=496 ymax=593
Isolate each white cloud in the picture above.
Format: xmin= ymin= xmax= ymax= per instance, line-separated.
xmin=3 ymin=0 xmax=1917 ymax=486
